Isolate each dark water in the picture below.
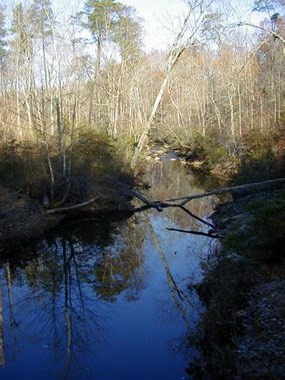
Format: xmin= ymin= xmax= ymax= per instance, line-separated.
xmin=0 ymin=158 xmax=217 ymax=380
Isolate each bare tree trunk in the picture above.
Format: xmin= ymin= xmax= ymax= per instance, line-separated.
xmin=46 ymin=143 xmax=55 ymax=205
xmin=16 ymin=60 xmax=22 ymax=140
xmin=56 ymin=98 xmax=66 ymax=178
xmin=229 ymin=94 xmax=235 ymax=137
xmin=132 ymin=67 xmax=175 ymax=155
xmin=237 ymin=80 xmax=242 ymax=136
xmin=131 ymin=1 xmax=212 ymax=168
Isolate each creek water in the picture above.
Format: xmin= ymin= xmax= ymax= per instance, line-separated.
xmin=0 ymin=156 xmax=217 ymax=380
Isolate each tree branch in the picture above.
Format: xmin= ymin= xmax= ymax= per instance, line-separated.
xmin=166 ymin=177 xmax=285 ymax=205
xmin=166 ymin=227 xmax=223 ymax=239
xmin=237 ymin=22 xmax=285 ymax=45
xmin=46 ymin=196 xmax=101 ymax=215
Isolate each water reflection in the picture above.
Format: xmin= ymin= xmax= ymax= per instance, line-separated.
xmin=141 ymin=159 xmax=217 ymax=230
xmin=0 ymin=159 xmax=217 ymax=379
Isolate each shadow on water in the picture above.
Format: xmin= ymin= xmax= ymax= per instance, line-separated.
xmin=0 ymin=155 xmax=218 ymax=380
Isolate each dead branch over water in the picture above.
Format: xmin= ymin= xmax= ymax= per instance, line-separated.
xmin=133 ymin=178 xmax=285 ymax=209
xmin=132 ymin=178 xmax=285 ymax=238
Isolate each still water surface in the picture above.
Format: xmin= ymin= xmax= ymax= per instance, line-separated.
xmin=0 ymin=158 xmax=216 ymax=379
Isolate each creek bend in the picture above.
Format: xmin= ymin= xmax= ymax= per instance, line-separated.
xmin=0 ymin=156 xmax=217 ymax=380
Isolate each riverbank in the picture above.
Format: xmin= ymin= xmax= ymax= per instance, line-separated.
xmin=0 ymin=179 xmax=133 ymax=255
xmin=0 ymin=154 xmax=213 ymax=380
xmin=194 ymin=186 xmax=285 ymax=379
xmin=0 ymin=132 xmax=136 ymax=255
xmin=1 ymin=142 xmax=284 ymax=377
xmin=143 ymin=143 xmax=285 ymax=377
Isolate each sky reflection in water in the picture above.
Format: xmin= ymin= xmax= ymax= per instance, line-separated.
xmin=0 ymin=159 xmax=217 ymax=380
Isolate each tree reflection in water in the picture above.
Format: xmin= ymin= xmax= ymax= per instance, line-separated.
xmin=0 ymin=158 xmax=218 ymax=379
xmin=0 ymin=216 xmax=146 ymax=378
xmin=141 ymin=159 xmax=217 ymax=231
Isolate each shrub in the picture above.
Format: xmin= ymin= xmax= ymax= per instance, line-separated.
xmin=249 ymin=196 xmax=285 ymax=260
xmin=222 ymin=193 xmax=285 ymax=262
xmin=68 ymin=129 xmax=133 ymax=202
xmin=0 ymin=130 xmax=133 ymax=206
xmin=230 ymin=129 xmax=282 ymax=184
xmin=0 ymin=140 xmax=46 ymax=190
xmin=189 ymin=132 xmax=231 ymax=170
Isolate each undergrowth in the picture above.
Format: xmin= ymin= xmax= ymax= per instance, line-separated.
xmin=0 ymin=130 xmax=133 ymax=207
xmin=193 ymin=189 xmax=285 ymax=379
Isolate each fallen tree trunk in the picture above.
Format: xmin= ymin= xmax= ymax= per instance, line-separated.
xmin=131 ymin=190 xmax=168 ymax=211
xmin=165 ymin=177 xmax=285 ymax=206
xmin=132 ymin=177 xmax=285 ymax=237
xmin=46 ymin=196 xmax=100 ymax=215
xmin=133 ymin=178 xmax=285 ymax=209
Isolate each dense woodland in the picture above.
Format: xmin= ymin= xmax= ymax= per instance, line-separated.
xmin=0 ymin=0 xmax=284 ymax=204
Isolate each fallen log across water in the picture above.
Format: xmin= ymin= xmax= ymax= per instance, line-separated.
xmin=132 ymin=177 xmax=285 ymax=209
xmin=132 ymin=177 xmax=285 ymax=238
xmin=44 ymin=178 xmax=285 ymax=219
xmin=132 ymin=189 xmax=222 ymax=238
xmin=166 ymin=177 xmax=285 ymax=205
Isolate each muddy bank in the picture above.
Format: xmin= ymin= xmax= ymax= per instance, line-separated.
xmin=195 ymin=187 xmax=285 ymax=379
xmin=0 ymin=188 xmax=61 ymax=254
xmin=0 ymin=182 xmax=133 ymax=255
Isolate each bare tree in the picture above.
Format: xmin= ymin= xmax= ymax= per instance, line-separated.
xmin=131 ymin=0 xmax=215 ymax=168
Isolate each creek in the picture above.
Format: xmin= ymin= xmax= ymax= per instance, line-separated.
xmin=0 ymin=155 xmax=217 ymax=380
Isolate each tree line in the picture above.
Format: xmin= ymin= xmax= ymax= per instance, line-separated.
xmin=0 ymin=0 xmax=284 ymax=202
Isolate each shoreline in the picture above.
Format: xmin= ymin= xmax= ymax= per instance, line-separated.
xmin=0 ymin=183 xmax=133 ymax=255
xmin=194 ymin=186 xmax=285 ymax=378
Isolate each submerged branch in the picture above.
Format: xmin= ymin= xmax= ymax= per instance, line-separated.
xmin=132 ymin=190 xmax=214 ymax=228
xmin=166 ymin=227 xmax=223 ymax=239
xmin=180 ymin=205 xmax=215 ymax=229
